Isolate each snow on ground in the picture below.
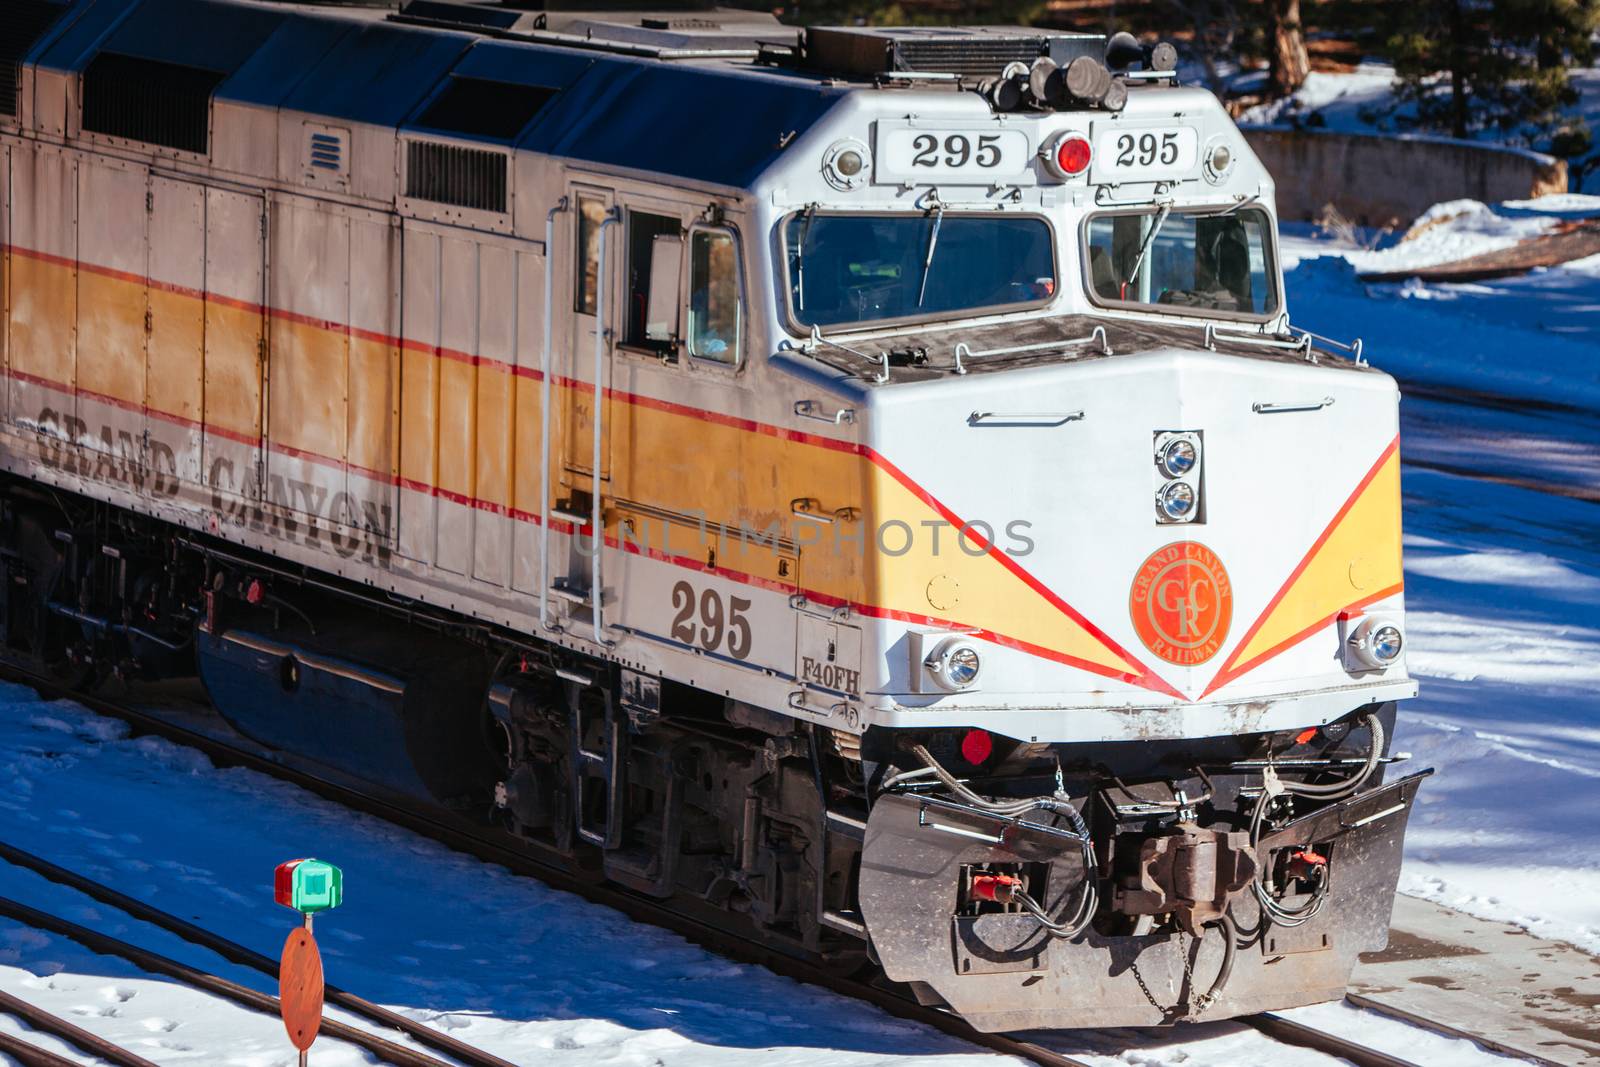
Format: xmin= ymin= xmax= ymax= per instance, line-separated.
xmin=1240 ymin=63 xmax=1403 ymax=132
xmin=0 ymin=692 xmax=1526 ymax=1067
xmin=0 ymin=688 xmax=1527 ymax=1067
xmin=1280 ymin=196 xmax=1600 ymax=406
xmin=1240 ymin=61 xmax=1600 ymax=194
xmin=0 ymin=689 xmax=1016 ymax=1066
xmin=1284 ymin=198 xmax=1600 ymax=957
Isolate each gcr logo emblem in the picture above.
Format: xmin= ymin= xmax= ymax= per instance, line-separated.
xmin=1130 ymin=542 xmax=1233 ymax=666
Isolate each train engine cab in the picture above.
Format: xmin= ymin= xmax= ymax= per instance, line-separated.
xmin=0 ymin=2 xmax=1424 ymax=1033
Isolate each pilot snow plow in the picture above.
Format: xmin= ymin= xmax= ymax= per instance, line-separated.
xmin=859 ymin=721 xmax=1429 ymax=1030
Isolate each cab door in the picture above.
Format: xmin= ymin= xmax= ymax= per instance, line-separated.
xmin=559 ymin=186 xmax=615 ymax=497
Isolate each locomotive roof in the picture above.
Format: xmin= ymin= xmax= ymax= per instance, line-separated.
xmin=27 ymin=0 xmax=849 ymax=188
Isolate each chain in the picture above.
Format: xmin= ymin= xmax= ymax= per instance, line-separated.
xmin=1131 ymin=929 xmax=1216 ymax=1020
xmin=1129 ymin=957 xmax=1168 ymax=1016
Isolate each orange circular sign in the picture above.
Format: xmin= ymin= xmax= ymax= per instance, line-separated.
xmin=279 ymin=927 xmax=324 ymax=1052
xmin=1129 ymin=542 xmax=1233 ymax=666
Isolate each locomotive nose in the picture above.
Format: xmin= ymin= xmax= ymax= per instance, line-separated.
xmin=866 ymin=342 xmax=1407 ymax=714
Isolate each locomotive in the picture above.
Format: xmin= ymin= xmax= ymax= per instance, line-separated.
xmin=0 ymin=0 xmax=1426 ymax=1030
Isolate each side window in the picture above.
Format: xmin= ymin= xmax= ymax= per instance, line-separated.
xmin=623 ymin=209 xmax=680 ymax=355
xmin=688 ymin=229 xmax=741 ymax=365
xmin=574 ymin=194 xmax=606 ymax=315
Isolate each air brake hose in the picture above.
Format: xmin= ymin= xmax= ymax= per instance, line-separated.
xmin=1190 ymin=913 xmax=1238 ymax=1016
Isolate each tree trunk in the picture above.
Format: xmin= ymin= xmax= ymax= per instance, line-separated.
xmin=1268 ymin=0 xmax=1311 ymax=98
xmin=1448 ymin=0 xmax=1469 ymax=138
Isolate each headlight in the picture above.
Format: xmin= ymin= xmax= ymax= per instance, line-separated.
xmin=1369 ymin=625 xmax=1403 ymax=661
xmin=1346 ymin=617 xmax=1404 ymax=670
xmin=1157 ymin=481 xmax=1196 ymax=521
xmin=925 ymin=640 xmax=982 ymax=690
xmin=1158 ymin=438 xmax=1198 ymax=478
xmin=822 ymin=139 xmax=870 ymax=191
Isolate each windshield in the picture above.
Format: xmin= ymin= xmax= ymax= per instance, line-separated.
xmin=1084 ymin=207 xmax=1279 ymax=318
xmin=785 ymin=212 xmax=1056 ymax=329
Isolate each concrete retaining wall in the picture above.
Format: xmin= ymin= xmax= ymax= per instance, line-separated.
xmin=1242 ymin=126 xmax=1568 ymax=228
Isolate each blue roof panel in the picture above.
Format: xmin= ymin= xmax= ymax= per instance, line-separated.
xmin=279 ymin=21 xmax=473 ymax=127
xmin=451 ymin=40 xmax=594 ymax=91
xmin=33 ymin=0 xmax=140 ymax=73
xmin=100 ymin=0 xmax=284 ymax=74
xmin=219 ymin=15 xmax=354 ymax=110
xmin=524 ymin=61 xmax=842 ymax=188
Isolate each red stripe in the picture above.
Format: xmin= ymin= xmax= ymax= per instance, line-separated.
xmin=1200 ymin=437 xmax=1401 ymax=698
xmin=4 ymin=242 xmax=1175 ymax=696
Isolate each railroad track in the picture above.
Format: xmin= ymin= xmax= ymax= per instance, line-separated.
xmin=0 ymin=667 xmax=1544 ymax=1067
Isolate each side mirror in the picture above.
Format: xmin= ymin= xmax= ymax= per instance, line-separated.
xmin=644 ymin=234 xmax=683 ymax=342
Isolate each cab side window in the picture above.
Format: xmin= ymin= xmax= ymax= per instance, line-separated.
xmin=688 ymin=229 xmax=741 ymax=365
xmin=623 ymin=210 xmax=680 ymax=356
xmin=574 ymin=194 xmax=607 ymax=315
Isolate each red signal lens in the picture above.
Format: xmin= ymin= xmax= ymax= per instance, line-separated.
xmin=1055 ymin=134 xmax=1092 ymax=176
xmin=274 ymin=859 xmax=305 ymax=909
xmin=961 ymin=728 xmax=993 ymax=765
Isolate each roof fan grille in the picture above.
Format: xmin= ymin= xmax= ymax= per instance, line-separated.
xmin=406 ymin=140 xmax=508 ymax=213
xmin=891 ymin=38 xmax=1053 ymax=77
xmin=0 ymin=0 xmax=68 ymax=118
xmin=82 ymin=53 xmax=222 ymax=154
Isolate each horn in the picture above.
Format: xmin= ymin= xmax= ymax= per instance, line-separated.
xmin=1028 ymin=56 xmax=1058 ymax=104
xmin=1062 ymin=55 xmax=1111 ymax=105
xmin=1101 ymin=77 xmax=1128 ymax=112
xmin=1150 ymin=41 xmax=1179 ymax=72
xmin=1104 ymin=31 xmax=1143 ymax=71
xmin=984 ymin=74 xmax=1026 ymax=112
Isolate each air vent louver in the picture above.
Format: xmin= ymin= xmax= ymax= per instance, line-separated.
xmin=0 ymin=0 xmax=67 ymax=118
xmin=406 ymin=141 xmax=507 ymax=213
xmin=81 ymin=53 xmax=222 ymax=153
xmin=415 ymin=76 xmax=557 ymax=141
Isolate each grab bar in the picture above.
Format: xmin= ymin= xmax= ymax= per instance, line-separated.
xmin=967 ymin=411 xmax=1084 ymax=427
xmin=538 ymin=197 xmax=569 ymax=633
xmin=1252 ymin=397 xmax=1334 ymax=415
xmin=794 ymin=400 xmax=855 ymax=425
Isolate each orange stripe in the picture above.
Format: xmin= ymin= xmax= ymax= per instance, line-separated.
xmin=5 ymin=241 xmax=1176 ymax=697
xmin=1200 ymin=437 xmax=1401 ymax=698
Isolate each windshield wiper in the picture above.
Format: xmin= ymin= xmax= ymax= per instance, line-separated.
xmin=796 ymin=203 xmax=819 ymax=310
xmin=1121 ymin=202 xmax=1172 ymax=298
xmin=1193 ymin=191 xmax=1261 ymax=218
xmin=916 ymin=200 xmax=945 ymax=308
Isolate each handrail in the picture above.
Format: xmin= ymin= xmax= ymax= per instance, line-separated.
xmin=952 ymin=325 xmax=1109 ymax=374
xmin=802 ymin=324 xmax=890 ymax=383
xmin=589 ymin=210 xmax=621 ymax=648
xmin=1202 ymin=321 xmax=1314 ymax=359
xmin=538 ymin=197 xmax=569 ymax=633
xmin=1292 ymin=327 xmax=1366 ymax=366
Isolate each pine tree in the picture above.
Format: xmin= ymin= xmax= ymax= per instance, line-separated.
xmin=1381 ymin=0 xmax=1598 ymax=142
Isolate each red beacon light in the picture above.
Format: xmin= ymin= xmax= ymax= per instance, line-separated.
xmin=960 ymin=728 xmax=993 ymax=765
xmin=1049 ymin=133 xmax=1092 ymax=178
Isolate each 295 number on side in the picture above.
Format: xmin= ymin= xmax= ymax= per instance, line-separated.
xmin=669 ymin=581 xmax=752 ymax=660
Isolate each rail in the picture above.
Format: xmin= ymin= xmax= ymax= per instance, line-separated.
xmin=0 ymin=986 xmax=160 ymax=1067
xmin=0 ymin=894 xmax=464 ymax=1067
xmin=0 ymin=841 xmax=517 ymax=1067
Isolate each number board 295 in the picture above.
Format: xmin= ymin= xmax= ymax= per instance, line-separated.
xmin=1090 ymin=124 xmax=1199 ymax=183
xmin=875 ymin=123 xmax=1033 ymax=185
